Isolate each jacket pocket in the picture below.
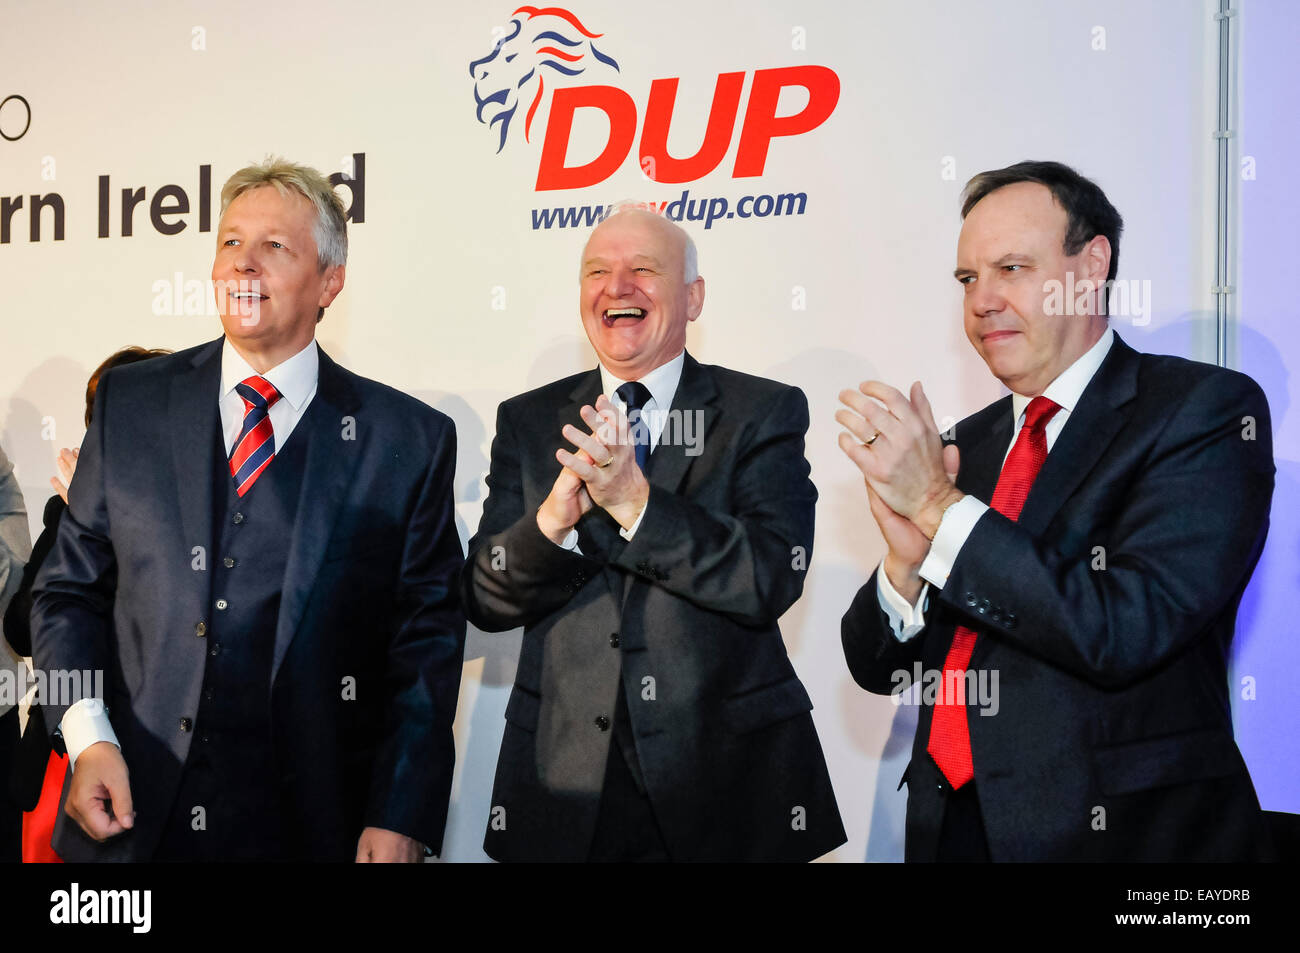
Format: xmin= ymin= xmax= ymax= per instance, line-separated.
xmin=504 ymin=685 xmax=541 ymax=733
xmin=723 ymin=675 xmax=813 ymax=735
xmin=1091 ymin=727 xmax=1241 ymax=796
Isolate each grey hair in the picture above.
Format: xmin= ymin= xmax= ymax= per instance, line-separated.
xmin=220 ymin=157 xmax=348 ymax=270
xmin=591 ymin=202 xmax=699 ymax=283
xmin=683 ymin=232 xmax=698 ymax=284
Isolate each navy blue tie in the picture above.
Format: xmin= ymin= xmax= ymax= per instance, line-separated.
xmin=616 ymin=381 xmax=653 ymax=473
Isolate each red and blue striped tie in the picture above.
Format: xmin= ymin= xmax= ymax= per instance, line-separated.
xmin=229 ymin=376 xmax=282 ymax=497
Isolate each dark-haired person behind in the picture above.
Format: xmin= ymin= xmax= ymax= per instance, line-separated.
xmin=837 ymin=160 xmax=1274 ymax=861
xmin=4 ymin=347 xmax=170 ymax=863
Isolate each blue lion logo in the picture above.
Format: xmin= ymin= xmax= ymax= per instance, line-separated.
xmin=469 ymin=5 xmax=620 ymax=153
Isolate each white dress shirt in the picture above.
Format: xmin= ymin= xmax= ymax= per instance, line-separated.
xmin=219 ymin=337 xmax=320 ymax=456
xmin=877 ymin=327 xmax=1115 ymax=641
xmin=555 ymin=349 xmax=686 ymax=551
xmin=61 ymin=338 xmax=322 ymax=765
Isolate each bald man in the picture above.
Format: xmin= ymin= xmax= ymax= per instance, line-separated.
xmin=462 ymin=208 xmax=845 ymax=862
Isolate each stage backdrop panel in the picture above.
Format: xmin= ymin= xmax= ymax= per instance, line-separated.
xmin=2 ymin=0 xmax=1292 ymax=860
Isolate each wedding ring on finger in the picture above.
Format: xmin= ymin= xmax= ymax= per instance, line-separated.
xmin=864 ymin=431 xmax=881 ymax=447
xmin=596 ymin=455 xmax=615 ymax=468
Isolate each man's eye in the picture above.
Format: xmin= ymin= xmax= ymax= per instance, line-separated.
xmin=223 ymin=239 xmax=239 ymax=247
xmin=635 ymin=267 xmax=653 ymax=274
xmin=270 ymin=241 xmax=284 ymax=249
xmin=1004 ymin=264 xmax=1021 ymax=272
xmin=958 ymin=275 xmax=975 ymax=285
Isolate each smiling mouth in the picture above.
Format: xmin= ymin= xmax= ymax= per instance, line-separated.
xmin=603 ymin=308 xmax=645 ymax=328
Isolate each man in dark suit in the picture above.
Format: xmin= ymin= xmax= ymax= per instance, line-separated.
xmin=31 ymin=159 xmax=465 ymax=862
xmin=837 ymin=160 xmax=1274 ymax=861
xmin=462 ymin=207 xmax=844 ymax=861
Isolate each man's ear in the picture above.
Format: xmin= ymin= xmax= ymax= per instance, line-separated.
xmin=1083 ymin=235 xmax=1111 ymax=284
xmin=686 ymin=276 xmax=705 ymax=322
xmin=319 ymin=264 xmax=346 ymax=309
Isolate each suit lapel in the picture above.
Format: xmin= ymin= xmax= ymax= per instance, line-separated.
xmin=967 ymin=334 xmax=1139 ymax=668
xmin=645 ymin=351 xmax=719 ymax=497
xmin=955 ymin=396 xmax=1014 ymax=503
xmin=1015 ymin=334 xmax=1139 ymax=537
xmin=271 ymin=345 xmax=364 ymax=683
xmin=620 ymin=352 xmax=719 ymax=603
xmin=168 ymin=339 xmax=223 ymax=571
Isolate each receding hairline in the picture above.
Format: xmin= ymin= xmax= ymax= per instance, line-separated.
xmin=585 ymin=207 xmax=687 ymax=248
xmin=962 ymin=179 xmax=1067 ymax=222
xmin=955 ymin=181 xmax=1073 ymax=259
xmin=580 ymin=207 xmax=697 ymax=282
xmin=216 ymin=182 xmax=315 ymax=226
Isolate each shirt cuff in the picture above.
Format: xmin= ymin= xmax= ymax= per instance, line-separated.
xmin=618 ymin=501 xmax=648 ymax=541
xmin=876 ymin=561 xmax=930 ymax=643
xmin=918 ymin=495 xmax=987 ymax=589
xmin=61 ymin=698 xmax=119 ymax=768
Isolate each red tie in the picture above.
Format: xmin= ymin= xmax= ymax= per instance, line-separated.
xmin=229 ymin=376 xmax=282 ymax=497
xmin=926 ymin=395 xmax=1061 ymax=789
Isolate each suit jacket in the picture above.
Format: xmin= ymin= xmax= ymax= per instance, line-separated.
xmin=462 ymin=352 xmax=845 ymax=862
xmin=842 ymin=334 xmax=1274 ymax=861
xmin=31 ymin=337 xmax=466 ymax=861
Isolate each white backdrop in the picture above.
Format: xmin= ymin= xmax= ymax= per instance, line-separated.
xmin=3 ymin=0 xmax=1277 ymax=861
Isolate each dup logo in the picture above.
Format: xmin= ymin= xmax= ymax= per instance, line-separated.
xmin=469 ymin=5 xmax=841 ymax=192
xmin=469 ymin=5 xmax=620 ymax=153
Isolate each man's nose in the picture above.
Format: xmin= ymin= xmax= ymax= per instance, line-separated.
xmin=234 ymin=247 xmax=260 ymax=273
xmin=607 ymin=266 xmax=636 ymax=298
xmin=969 ymin=273 xmax=1005 ymax=317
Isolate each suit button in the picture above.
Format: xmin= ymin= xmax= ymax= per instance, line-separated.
xmin=204 ymin=689 xmax=214 ymax=702
xmin=989 ymin=608 xmax=1003 ymax=623
xmin=965 ymin=592 xmax=978 ymax=607
xmin=609 ymin=633 xmax=620 ymax=648
xmin=977 ymin=599 xmax=990 ymax=615
xmin=1005 ymin=613 xmax=1018 ymax=629
xmin=215 ymin=599 xmax=228 ymax=610
xmin=195 ymin=621 xmax=207 ymax=637
xmin=223 ymin=557 xmax=236 ymax=568
xmin=232 ymin=512 xmax=244 ymax=524
xmin=594 ymin=715 xmax=610 ymax=731
xmin=209 ymin=643 xmax=221 ymax=657
xmin=179 ymin=717 xmax=193 ymax=732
